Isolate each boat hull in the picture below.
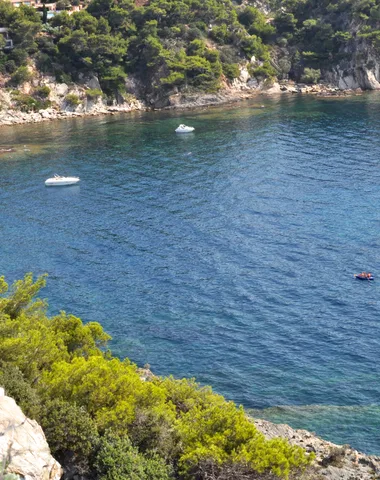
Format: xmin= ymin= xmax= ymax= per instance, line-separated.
xmin=354 ymin=274 xmax=374 ymax=280
xmin=175 ymin=127 xmax=194 ymax=133
xmin=45 ymin=177 xmax=80 ymax=186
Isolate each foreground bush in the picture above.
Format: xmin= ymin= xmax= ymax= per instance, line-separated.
xmin=94 ymin=431 xmax=173 ymax=480
xmin=0 ymin=274 xmax=314 ymax=479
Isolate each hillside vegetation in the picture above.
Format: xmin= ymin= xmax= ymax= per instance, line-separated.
xmin=0 ymin=274 xmax=313 ymax=480
xmin=1 ymin=0 xmax=380 ymax=108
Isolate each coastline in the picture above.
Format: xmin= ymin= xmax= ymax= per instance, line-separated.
xmin=2 ymin=86 xmax=378 ymax=480
xmin=136 ymin=369 xmax=380 ymax=480
xmin=0 ymin=82 xmax=364 ymax=129
xmin=254 ymin=419 xmax=380 ymax=479
xmin=0 ymin=101 xmax=145 ymax=128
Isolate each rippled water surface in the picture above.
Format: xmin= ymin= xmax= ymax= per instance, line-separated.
xmin=1 ymin=94 xmax=380 ymax=453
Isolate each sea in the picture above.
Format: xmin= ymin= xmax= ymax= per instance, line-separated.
xmin=1 ymin=93 xmax=380 ymax=454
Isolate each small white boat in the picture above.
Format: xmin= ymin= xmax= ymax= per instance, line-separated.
xmin=175 ymin=124 xmax=195 ymax=133
xmin=45 ymin=174 xmax=80 ymax=186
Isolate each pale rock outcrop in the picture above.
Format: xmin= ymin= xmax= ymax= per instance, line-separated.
xmin=255 ymin=419 xmax=380 ymax=480
xmin=329 ymin=67 xmax=380 ymax=90
xmin=55 ymin=83 xmax=69 ymax=97
xmin=261 ymin=81 xmax=281 ymax=93
xmin=362 ymin=68 xmax=380 ymax=89
xmin=247 ymin=78 xmax=259 ymax=88
xmin=20 ymin=82 xmax=32 ymax=95
xmin=324 ymin=42 xmax=380 ymax=90
xmin=0 ymin=390 xmax=62 ymax=480
xmin=77 ymin=74 xmax=101 ymax=91
xmin=239 ymin=67 xmax=250 ymax=83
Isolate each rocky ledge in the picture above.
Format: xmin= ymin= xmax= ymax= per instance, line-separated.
xmin=161 ymin=82 xmax=363 ymax=110
xmin=138 ymin=369 xmax=380 ymax=479
xmin=279 ymin=82 xmax=364 ymax=97
xmin=0 ymin=76 xmax=365 ymax=128
xmin=0 ymin=102 xmax=143 ymax=127
xmin=254 ymin=418 xmax=380 ymax=480
xmin=0 ymin=388 xmax=62 ymax=480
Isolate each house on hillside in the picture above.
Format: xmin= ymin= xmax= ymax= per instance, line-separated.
xmin=10 ymin=0 xmax=84 ymax=16
xmin=10 ymin=0 xmax=33 ymax=6
xmin=0 ymin=28 xmax=13 ymax=50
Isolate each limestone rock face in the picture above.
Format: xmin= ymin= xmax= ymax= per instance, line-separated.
xmin=0 ymin=392 xmax=62 ymax=480
xmin=55 ymin=83 xmax=69 ymax=97
xmin=324 ymin=41 xmax=380 ymax=90
xmin=239 ymin=67 xmax=250 ymax=83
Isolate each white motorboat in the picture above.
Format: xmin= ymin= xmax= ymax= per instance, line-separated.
xmin=45 ymin=174 xmax=80 ymax=186
xmin=175 ymin=124 xmax=195 ymax=133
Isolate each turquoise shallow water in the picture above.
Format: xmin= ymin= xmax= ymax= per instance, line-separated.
xmin=1 ymin=94 xmax=380 ymax=453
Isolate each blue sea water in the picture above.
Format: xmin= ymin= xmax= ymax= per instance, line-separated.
xmin=1 ymin=93 xmax=380 ymax=454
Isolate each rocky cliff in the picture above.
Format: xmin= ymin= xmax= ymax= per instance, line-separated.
xmin=323 ymin=40 xmax=380 ymax=90
xmin=0 ymin=388 xmax=62 ymax=480
xmin=0 ymin=67 xmax=144 ymax=126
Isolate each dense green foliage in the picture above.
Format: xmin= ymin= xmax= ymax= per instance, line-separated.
xmin=0 ymin=0 xmax=275 ymax=98
xmin=270 ymin=0 xmax=380 ymax=75
xmin=1 ymin=0 xmax=380 ymax=100
xmin=0 ymin=274 xmax=314 ymax=480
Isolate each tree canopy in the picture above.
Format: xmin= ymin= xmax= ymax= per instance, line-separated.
xmin=1 ymin=0 xmax=380 ymax=96
xmin=0 ymin=273 xmax=314 ymax=479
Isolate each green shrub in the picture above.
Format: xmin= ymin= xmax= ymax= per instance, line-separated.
xmin=85 ymin=88 xmax=103 ymax=100
xmin=187 ymin=39 xmax=206 ymax=56
xmin=39 ymin=399 xmax=99 ymax=468
xmin=241 ymin=35 xmax=270 ymax=60
xmin=128 ymin=408 xmax=179 ymax=460
xmin=209 ymin=24 xmax=229 ymax=44
xmin=0 ymin=362 xmax=41 ymax=419
xmin=55 ymin=70 xmax=72 ymax=84
xmin=222 ymin=63 xmax=240 ymax=80
xmin=12 ymin=93 xmax=40 ymax=112
xmin=160 ymin=71 xmax=185 ymax=86
xmin=300 ymin=67 xmax=321 ymax=84
xmin=65 ymin=93 xmax=80 ymax=107
xmin=249 ymin=61 xmax=276 ymax=80
xmin=34 ymin=86 xmax=51 ymax=99
xmin=9 ymin=49 xmax=28 ymax=67
xmin=93 ymin=431 xmax=172 ymax=480
xmin=5 ymin=60 xmax=17 ymax=74
xmin=9 ymin=66 xmax=32 ymax=86
xmin=186 ymin=27 xmax=203 ymax=41
xmin=35 ymin=53 xmax=54 ymax=73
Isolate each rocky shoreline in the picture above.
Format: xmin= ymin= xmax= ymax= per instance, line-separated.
xmin=2 ymin=377 xmax=380 ymax=480
xmin=0 ymin=81 xmax=365 ymax=128
xmin=135 ymin=368 xmax=380 ymax=480
xmin=0 ymin=101 xmax=144 ymax=127
xmin=254 ymin=419 xmax=380 ymax=480
xmin=163 ymin=82 xmax=364 ymax=110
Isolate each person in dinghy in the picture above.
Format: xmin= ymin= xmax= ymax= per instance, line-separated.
xmin=354 ymin=272 xmax=374 ymax=280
